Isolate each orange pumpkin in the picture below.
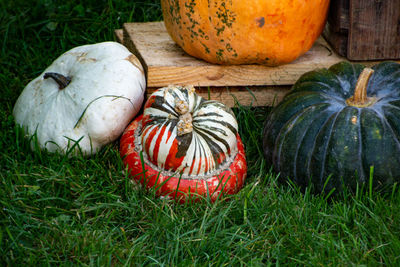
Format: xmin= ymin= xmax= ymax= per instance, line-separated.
xmin=161 ymin=0 xmax=330 ymax=65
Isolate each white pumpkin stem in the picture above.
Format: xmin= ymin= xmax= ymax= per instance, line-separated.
xmin=346 ymin=68 xmax=376 ymax=108
xmin=44 ymin=72 xmax=71 ymax=90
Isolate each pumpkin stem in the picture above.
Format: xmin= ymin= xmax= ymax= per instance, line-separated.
xmin=346 ymin=68 xmax=376 ymax=108
xmin=43 ymin=72 xmax=71 ymax=90
xmin=175 ymin=99 xmax=193 ymax=136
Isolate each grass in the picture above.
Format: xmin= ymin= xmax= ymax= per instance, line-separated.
xmin=1 ymin=0 xmax=400 ymax=265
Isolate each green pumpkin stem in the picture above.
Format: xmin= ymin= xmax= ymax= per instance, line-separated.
xmin=346 ymin=68 xmax=376 ymax=108
xmin=44 ymin=72 xmax=71 ymax=90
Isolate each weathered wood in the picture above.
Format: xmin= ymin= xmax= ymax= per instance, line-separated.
xmin=323 ymin=0 xmax=349 ymax=57
xmin=324 ymin=0 xmax=400 ymax=60
xmin=115 ymin=20 xmax=399 ymax=107
xmin=147 ymin=86 xmax=290 ymax=107
xmin=327 ymin=0 xmax=349 ymax=33
xmin=122 ymin=21 xmax=346 ymax=88
xmin=323 ymin=22 xmax=348 ymax=57
xmin=115 ymin=29 xmax=123 ymax=43
xmin=117 ymin=27 xmax=289 ymax=106
xmin=348 ymin=0 xmax=400 ymax=60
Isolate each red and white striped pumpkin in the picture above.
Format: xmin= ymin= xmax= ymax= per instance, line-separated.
xmin=120 ymin=85 xmax=247 ymax=202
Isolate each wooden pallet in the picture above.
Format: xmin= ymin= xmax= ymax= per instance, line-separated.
xmin=323 ymin=0 xmax=400 ymax=60
xmin=114 ymin=21 xmax=385 ymax=107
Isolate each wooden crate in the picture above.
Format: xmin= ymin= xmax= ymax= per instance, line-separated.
xmin=115 ymin=21 xmax=393 ymax=107
xmin=323 ymin=0 xmax=400 ymax=60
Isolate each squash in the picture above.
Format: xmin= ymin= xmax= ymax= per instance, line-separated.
xmin=13 ymin=42 xmax=146 ymax=156
xmin=263 ymin=61 xmax=400 ymax=193
xmin=161 ymin=0 xmax=330 ymax=65
xmin=120 ymin=85 xmax=247 ymax=202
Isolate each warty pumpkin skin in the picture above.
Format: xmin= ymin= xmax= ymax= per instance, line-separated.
xmin=120 ymin=85 xmax=247 ymax=202
xmin=263 ymin=61 xmax=400 ymax=193
xmin=161 ymin=0 xmax=330 ymax=65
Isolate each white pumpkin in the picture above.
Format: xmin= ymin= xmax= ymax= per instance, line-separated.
xmin=13 ymin=41 xmax=146 ymax=155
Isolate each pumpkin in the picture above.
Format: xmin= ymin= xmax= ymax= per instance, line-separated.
xmin=13 ymin=42 xmax=146 ymax=156
xmin=120 ymin=85 xmax=247 ymax=202
xmin=161 ymin=0 xmax=330 ymax=65
xmin=263 ymin=61 xmax=400 ymax=193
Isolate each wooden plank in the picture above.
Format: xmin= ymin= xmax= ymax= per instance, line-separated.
xmin=147 ymin=86 xmax=290 ymax=107
xmin=117 ymin=27 xmax=289 ymax=106
xmin=115 ymin=21 xmax=400 ymax=106
xmin=122 ymin=21 xmax=346 ymax=88
xmin=323 ymin=22 xmax=348 ymax=57
xmin=116 ymin=26 xmax=290 ymax=106
xmin=327 ymin=0 xmax=350 ymax=33
xmin=115 ymin=29 xmax=123 ymax=43
xmin=348 ymin=0 xmax=400 ymax=60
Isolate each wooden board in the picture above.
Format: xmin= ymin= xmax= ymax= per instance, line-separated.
xmin=116 ymin=27 xmax=289 ymax=106
xmin=122 ymin=22 xmax=347 ymax=88
xmin=115 ymin=21 xmax=399 ymax=107
xmin=147 ymin=86 xmax=289 ymax=108
xmin=323 ymin=22 xmax=347 ymax=57
xmin=115 ymin=29 xmax=123 ymax=43
xmin=324 ymin=0 xmax=400 ymax=60
xmin=116 ymin=28 xmax=290 ymax=106
xmin=348 ymin=0 xmax=400 ymax=60
xmin=327 ymin=0 xmax=349 ymax=33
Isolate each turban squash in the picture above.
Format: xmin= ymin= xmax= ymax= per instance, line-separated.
xmin=161 ymin=0 xmax=330 ymax=65
xmin=263 ymin=61 xmax=400 ymax=193
xmin=120 ymin=85 xmax=247 ymax=202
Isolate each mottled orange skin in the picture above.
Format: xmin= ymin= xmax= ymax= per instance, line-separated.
xmin=162 ymin=0 xmax=330 ymax=65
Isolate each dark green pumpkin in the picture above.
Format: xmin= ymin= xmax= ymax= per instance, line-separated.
xmin=263 ymin=61 xmax=400 ymax=193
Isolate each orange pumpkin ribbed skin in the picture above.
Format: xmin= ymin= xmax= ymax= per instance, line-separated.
xmin=161 ymin=0 xmax=330 ymax=65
